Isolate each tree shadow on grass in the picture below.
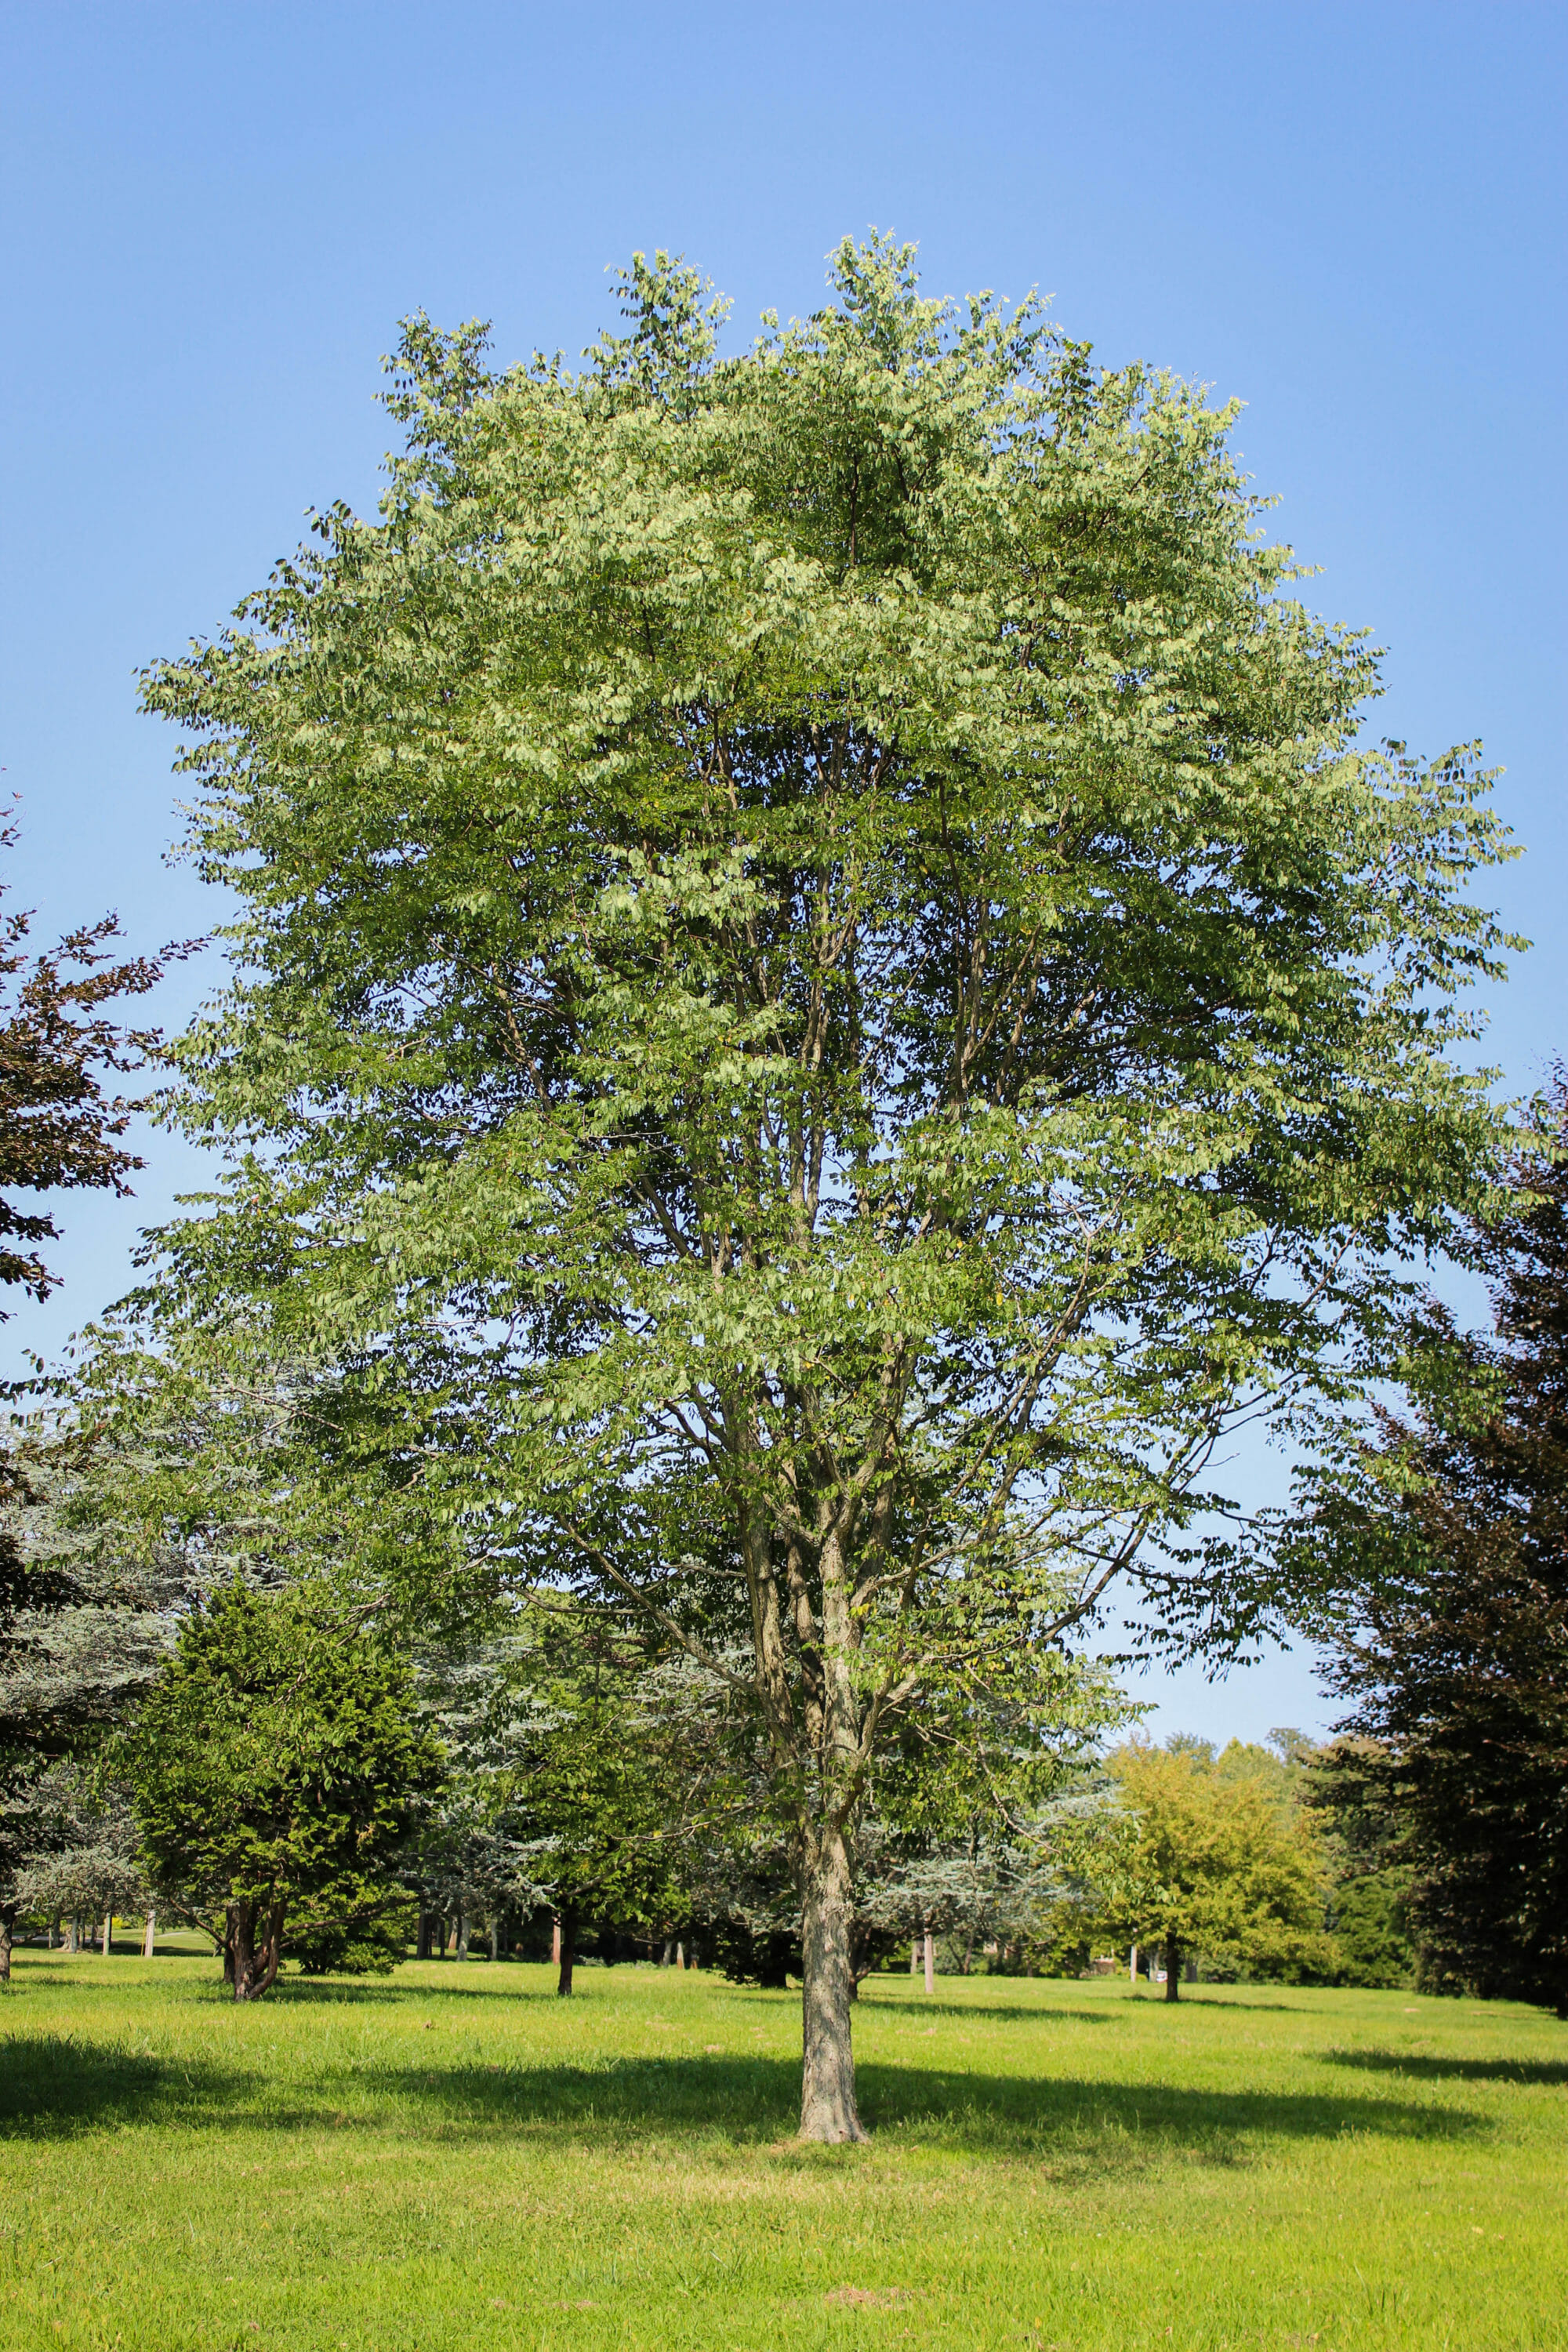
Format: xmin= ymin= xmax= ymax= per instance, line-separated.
xmin=1325 ymin=2048 xmax=1568 ymax=2087
xmin=855 ymin=1994 xmax=1117 ymax=2027
xmin=1 ymin=2034 xmax=1486 ymax=2167
xmin=376 ymin=2052 xmax=1485 ymax=2170
xmin=0 ymin=2034 xmax=249 ymax=2140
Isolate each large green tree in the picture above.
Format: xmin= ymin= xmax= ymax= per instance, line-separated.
xmin=140 ymin=239 xmax=1512 ymax=2132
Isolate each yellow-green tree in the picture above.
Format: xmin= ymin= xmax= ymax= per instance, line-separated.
xmin=1099 ymin=1743 xmax=1333 ymax=1999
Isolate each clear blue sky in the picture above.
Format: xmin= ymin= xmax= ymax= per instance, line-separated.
xmin=3 ymin=0 xmax=1563 ymax=1742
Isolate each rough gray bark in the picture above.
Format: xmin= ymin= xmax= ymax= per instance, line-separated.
xmin=0 ymin=1900 xmax=14 ymax=1984
xmin=800 ymin=1823 xmax=866 ymax=2142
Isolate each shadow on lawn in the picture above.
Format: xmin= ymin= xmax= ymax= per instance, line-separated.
xmin=1325 ymin=2047 xmax=1568 ymax=2087
xmin=0 ymin=2034 xmax=249 ymax=2137
xmin=1 ymin=2028 xmax=1484 ymax=2165
xmin=392 ymin=2054 xmax=1483 ymax=2161
xmin=856 ymin=1995 xmax=1116 ymax=2027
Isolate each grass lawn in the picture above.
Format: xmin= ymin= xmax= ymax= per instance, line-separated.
xmin=1 ymin=1953 xmax=1564 ymax=2350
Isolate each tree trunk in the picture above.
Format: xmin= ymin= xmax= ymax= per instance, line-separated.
xmin=675 ymin=1940 xmax=684 ymax=1972
xmin=417 ymin=1910 xmax=432 ymax=1961
xmin=556 ymin=1907 xmax=576 ymax=1997
xmin=143 ymin=1911 xmax=156 ymax=1960
xmin=489 ymin=1918 xmax=499 ymax=1962
xmin=456 ymin=1909 xmax=468 ymax=1961
xmin=799 ymin=1822 xmax=866 ymax=2142
xmin=1164 ymin=1935 xmax=1181 ymax=2002
xmin=230 ymin=1900 xmax=284 ymax=2002
xmin=1129 ymin=1942 xmax=1138 ymax=1985
xmin=101 ymin=1913 xmax=112 ymax=1958
xmin=923 ymin=1929 xmax=935 ymax=1994
xmin=0 ymin=1901 xmax=15 ymax=1984
xmin=660 ymin=1937 xmax=673 ymax=1967
xmin=551 ymin=1913 xmax=562 ymax=1969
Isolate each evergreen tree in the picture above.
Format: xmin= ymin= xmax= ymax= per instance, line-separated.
xmin=1301 ymin=1738 xmax=1415 ymax=1991
xmin=119 ymin=1582 xmax=443 ymax=1999
xmin=1311 ymin=1087 xmax=1568 ymax=2013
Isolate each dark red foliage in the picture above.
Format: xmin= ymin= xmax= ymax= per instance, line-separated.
xmin=1323 ymin=1083 xmax=1568 ymax=2014
xmin=0 ymin=815 xmax=171 ymax=1312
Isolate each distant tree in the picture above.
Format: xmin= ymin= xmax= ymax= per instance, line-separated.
xmin=119 ymin=1582 xmax=443 ymax=1999
xmin=1097 ymin=1740 xmax=1334 ymax=1998
xmin=1310 ymin=1088 xmax=1568 ymax=2014
xmin=1301 ymin=1737 xmax=1414 ymax=1991
xmin=408 ymin=1633 xmax=551 ymax=1961
xmin=11 ymin=1762 xmax=146 ymax=1951
xmin=0 ymin=1448 xmax=180 ymax=1981
xmin=506 ymin=1621 xmax=692 ymax=1994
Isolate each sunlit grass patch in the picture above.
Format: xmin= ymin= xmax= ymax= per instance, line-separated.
xmin=2 ymin=1955 xmax=1565 ymax=2349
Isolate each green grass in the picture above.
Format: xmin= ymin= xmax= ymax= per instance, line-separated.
xmin=2 ymin=1953 xmax=1565 ymax=2350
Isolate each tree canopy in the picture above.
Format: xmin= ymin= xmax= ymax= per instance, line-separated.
xmin=136 ymin=237 xmax=1514 ymax=2132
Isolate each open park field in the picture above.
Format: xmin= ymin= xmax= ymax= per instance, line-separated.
xmin=1 ymin=1958 xmax=1565 ymax=2350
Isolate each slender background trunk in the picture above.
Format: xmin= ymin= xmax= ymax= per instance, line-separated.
xmin=0 ymin=1901 xmax=15 ymax=1984
xmin=556 ymin=1907 xmax=576 ymax=1997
